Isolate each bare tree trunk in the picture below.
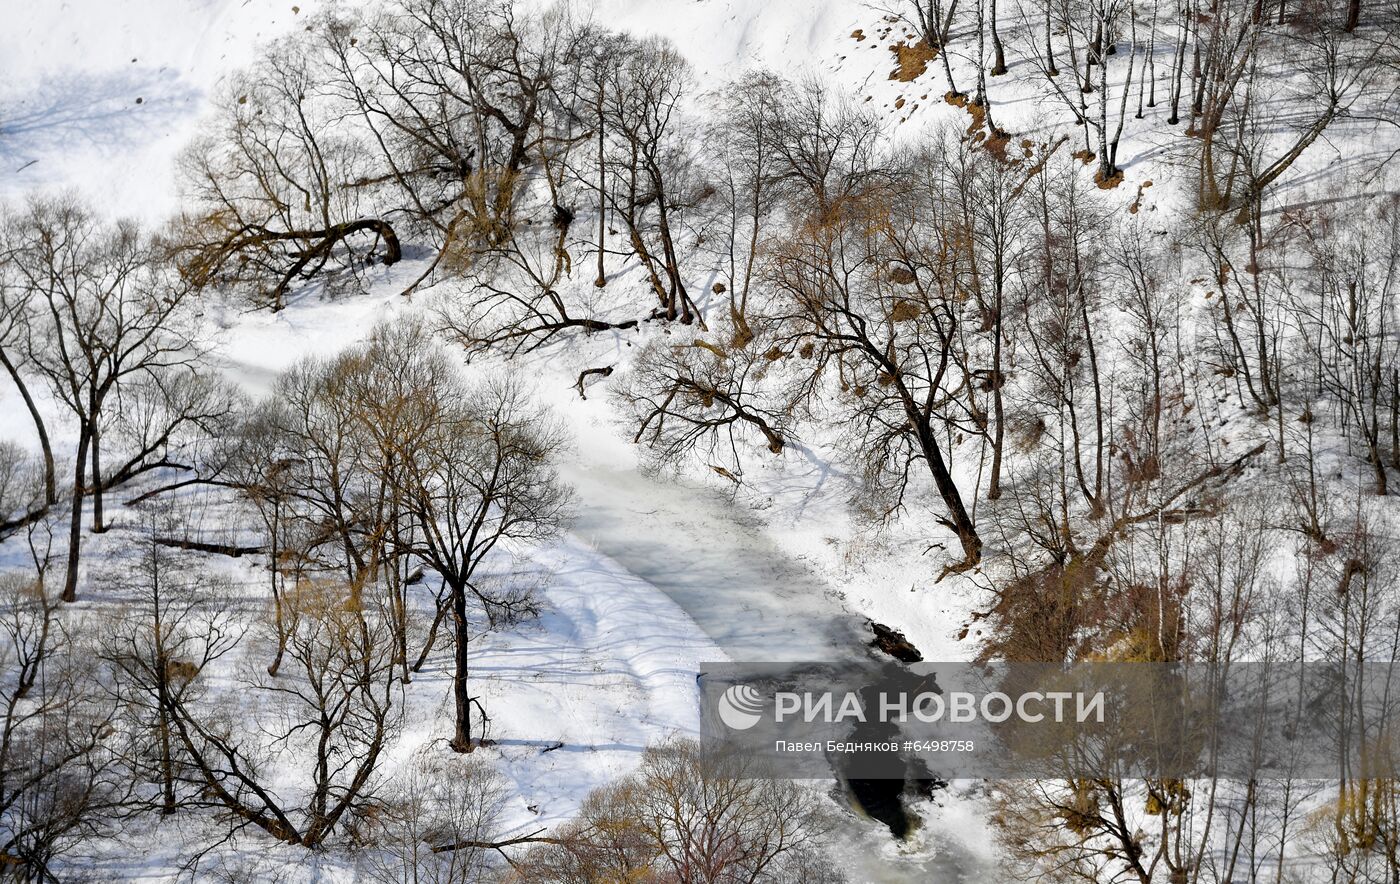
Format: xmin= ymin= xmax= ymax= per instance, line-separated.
xmin=157 ymin=699 xmax=177 ymax=814
xmin=1390 ymin=368 xmax=1399 ymax=469
xmin=653 ymin=192 xmax=692 ymax=324
xmin=149 ymin=547 xmax=178 ymax=815
xmin=1097 ymin=42 xmax=1115 ymax=181
xmin=1369 ymin=346 xmax=1387 ymax=496
xmin=938 ymin=9 xmax=964 ymax=99
xmin=90 ymin=419 xmax=104 ymax=533
xmin=413 ymin=584 xmax=451 ymax=673
xmin=395 ymin=579 xmax=410 ymax=684
xmin=1370 ymin=437 xmax=1388 ymax=495
xmin=62 ymin=428 xmax=91 ymax=603
xmin=973 ymin=0 xmax=1002 ymax=134
xmin=989 ymin=274 xmax=1006 ymax=499
xmin=908 ymin=410 xmax=981 ymax=572
xmin=267 ymin=565 xmax=287 ymax=678
xmin=990 ymin=0 xmax=1008 ymax=74
xmin=595 ymin=93 xmax=608 ymax=289
xmin=450 ymin=582 xmax=473 ymax=752
xmin=1168 ymin=5 xmax=1190 ymax=124
xmin=0 ymin=348 xmax=55 ymax=504
xmin=1081 ymin=288 xmax=1106 ymax=504
xmin=391 ymin=520 xmax=411 ymax=684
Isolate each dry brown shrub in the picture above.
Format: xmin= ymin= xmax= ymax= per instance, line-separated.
xmin=890 ymin=299 xmax=922 ymax=321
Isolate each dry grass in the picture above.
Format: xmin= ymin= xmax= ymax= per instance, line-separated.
xmin=889 ymin=40 xmax=935 ymax=82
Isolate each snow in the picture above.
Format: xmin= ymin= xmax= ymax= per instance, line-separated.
xmin=0 ymin=0 xmax=329 ymax=218
xmin=9 ymin=0 xmax=1385 ymax=879
xmin=563 ymin=460 xmax=869 ymax=662
xmin=0 ymin=0 xmax=1047 ymax=877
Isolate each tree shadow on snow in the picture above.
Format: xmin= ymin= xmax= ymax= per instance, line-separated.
xmin=0 ymin=67 xmax=197 ymax=175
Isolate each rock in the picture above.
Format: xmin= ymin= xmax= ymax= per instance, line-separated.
xmin=869 ymin=621 xmax=922 ymax=663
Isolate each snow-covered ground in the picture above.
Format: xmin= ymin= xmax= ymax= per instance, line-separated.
xmin=2 ymin=3 xmax=1007 ymax=877
xmin=1 ymin=0 xmax=331 ymax=216
xmin=7 ymin=0 xmax=1390 ymax=880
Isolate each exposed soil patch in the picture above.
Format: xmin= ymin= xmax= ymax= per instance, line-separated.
xmin=889 ymin=40 xmax=935 ymax=82
xmin=1096 ymin=168 xmax=1125 ymax=189
xmin=965 ymin=100 xmax=1010 ymax=161
xmin=1129 ymin=179 xmax=1154 ymax=213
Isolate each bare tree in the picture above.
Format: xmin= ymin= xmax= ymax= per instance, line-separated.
xmin=1013 ymin=142 xmax=1109 ymax=517
xmin=0 ymin=537 xmax=125 ymax=878
xmin=317 ymin=0 xmax=583 ymax=279
xmin=157 ymin=579 xmax=399 ymax=849
xmin=767 ymin=78 xmax=884 ymax=222
xmin=102 ymin=514 xmax=243 ymax=818
xmin=566 ymin=28 xmax=632 ymax=291
xmin=436 ymin=190 xmax=639 ymax=357
xmin=600 ymin=35 xmax=702 ymax=324
xmin=766 ymin=176 xmax=984 ymax=573
xmin=359 ymin=749 xmax=510 ymax=883
xmin=0 ymin=443 xmax=44 ymax=543
xmin=178 ymin=39 xmax=400 ymax=309
xmin=944 ymin=132 xmax=1029 ymax=500
xmin=1296 ymin=203 xmax=1400 ymax=496
xmin=7 ymin=199 xmax=205 ymax=603
xmin=1022 ymin=0 xmax=1140 ymax=183
xmin=517 ymin=739 xmax=842 ymax=883
xmin=899 ymin=0 xmax=965 ymax=100
xmin=0 ymin=229 xmax=55 ymax=508
xmin=398 ymin=378 xmax=570 ymax=751
xmin=1192 ymin=4 xmax=1386 ymax=218
xmin=615 ymin=327 xmax=789 ymax=480
xmin=707 ymin=71 xmax=787 ymax=339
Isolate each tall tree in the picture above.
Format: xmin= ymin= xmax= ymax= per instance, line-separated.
xmin=9 ymin=200 xmax=202 ymax=602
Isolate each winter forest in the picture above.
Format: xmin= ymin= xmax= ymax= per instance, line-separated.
xmin=1 ymin=0 xmax=1399 ymax=880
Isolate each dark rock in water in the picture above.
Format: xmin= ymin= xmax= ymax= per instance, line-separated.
xmin=869 ymin=621 xmax=923 ymax=662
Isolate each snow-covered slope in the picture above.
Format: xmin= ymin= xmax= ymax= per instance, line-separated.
xmin=1 ymin=0 xmax=329 ymax=217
